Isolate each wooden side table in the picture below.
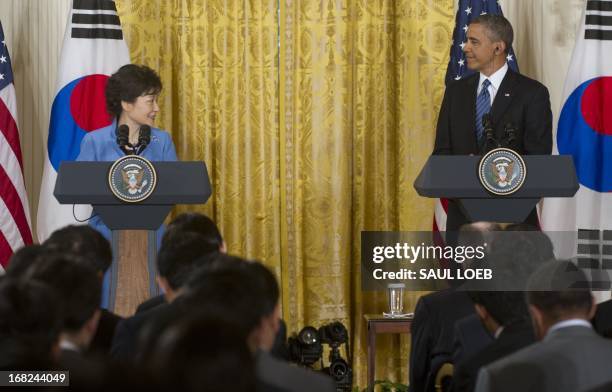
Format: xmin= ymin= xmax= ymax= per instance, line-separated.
xmin=365 ymin=314 xmax=413 ymax=391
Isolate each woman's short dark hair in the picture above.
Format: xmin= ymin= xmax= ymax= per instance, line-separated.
xmin=105 ymin=64 xmax=162 ymax=118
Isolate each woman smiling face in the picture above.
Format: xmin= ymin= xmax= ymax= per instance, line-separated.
xmin=120 ymin=93 xmax=160 ymax=128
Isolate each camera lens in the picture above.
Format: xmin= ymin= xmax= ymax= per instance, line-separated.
xmin=299 ymin=327 xmax=319 ymax=345
xmin=330 ymin=359 xmax=349 ymax=379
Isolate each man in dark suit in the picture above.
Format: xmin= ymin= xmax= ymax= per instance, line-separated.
xmin=409 ymin=223 xmax=499 ymax=392
xmin=43 ymin=225 xmax=122 ymax=355
xmin=132 ymin=212 xmax=290 ymax=360
xmin=111 ymin=232 xmax=218 ymax=360
xmin=451 ymin=229 xmax=554 ymax=379
xmin=180 ymin=255 xmax=335 ymax=392
xmin=592 ymin=298 xmax=612 ymax=338
xmin=134 ymin=212 xmax=227 ymax=314
xmin=0 ymin=278 xmax=61 ymax=370
xmin=410 ymin=289 xmax=490 ymax=392
xmin=475 ymin=260 xmax=612 ymax=392
xmin=452 ymin=292 xmax=535 ymax=392
xmin=433 ymin=14 xmax=552 ymax=233
xmin=25 ymin=254 xmax=105 ymax=382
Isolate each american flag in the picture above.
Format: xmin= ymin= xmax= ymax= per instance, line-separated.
xmin=0 ymin=21 xmax=33 ymax=269
xmin=435 ymin=0 xmax=519 ymax=235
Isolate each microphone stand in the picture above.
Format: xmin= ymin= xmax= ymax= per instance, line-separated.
xmin=482 ymin=113 xmax=498 ymax=154
xmin=503 ymin=123 xmax=517 ymax=150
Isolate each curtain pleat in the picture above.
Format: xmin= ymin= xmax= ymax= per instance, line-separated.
xmin=117 ymin=0 xmax=453 ymax=386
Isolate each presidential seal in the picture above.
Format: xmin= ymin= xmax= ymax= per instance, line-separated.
xmin=478 ymin=148 xmax=526 ymax=195
xmin=108 ymin=155 xmax=157 ymax=203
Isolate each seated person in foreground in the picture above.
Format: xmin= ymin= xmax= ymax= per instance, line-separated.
xmin=409 ymin=222 xmax=499 ymax=392
xmin=148 ymin=314 xmax=260 ymax=392
xmin=475 ymin=260 xmax=612 ymax=392
xmin=43 ymin=224 xmax=122 ymax=354
xmin=0 ymin=278 xmax=61 ymax=370
xmin=111 ymin=231 xmax=218 ymax=360
xmin=452 ymin=230 xmax=554 ymax=392
xmin=178 ymin=255 xmax=336 ymax=392
xmin=134 ymin=212 xmax=226 ymax=314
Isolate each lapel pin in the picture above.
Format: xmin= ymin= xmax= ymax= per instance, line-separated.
xmin=505 ymin=93 xmax=510 ymax=97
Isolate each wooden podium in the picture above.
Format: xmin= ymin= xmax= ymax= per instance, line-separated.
xmin=54 ymin=161 xmax=211 ymax=317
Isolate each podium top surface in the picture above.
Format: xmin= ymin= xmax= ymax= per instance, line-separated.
xmin=54 ymin=161 xmax=211 ymax=205
xmin=414 ymin=155 xmax=579 ymax=198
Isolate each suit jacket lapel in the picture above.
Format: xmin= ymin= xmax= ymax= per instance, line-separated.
xmin=465 ymin=75 xmax=479 ymax=151
xmin=491 ymin=69 xmax=520 ymax=126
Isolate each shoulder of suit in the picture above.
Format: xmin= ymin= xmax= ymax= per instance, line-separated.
xmin=596 ymin=298 xmax=612 ymax=314
xmin=510 ymin=70 xmax=548 ymax=91
xmin=257 ymin=351 xmax=335 ymax=388
xmin=484 ymin=339 xmax=545 ymax=374
xmin=446 ymin=73 xmax=479 ymax=90
xmin=84 ymin=124 xmax=113 ymax=141
xmin=151 ymin=128 xmax=172 ymax=142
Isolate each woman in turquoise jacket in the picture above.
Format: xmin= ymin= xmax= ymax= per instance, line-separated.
xmin=76 ymin=64 xmax=177 ymax=248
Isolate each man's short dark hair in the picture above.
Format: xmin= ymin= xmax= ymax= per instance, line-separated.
xmin=487 ymin=230 xmax=555 ymax=277
xmin=527 ymin=260 xmax=593 ymax=322
xmin=469 ymin=231 xmax=555 ymax=325
xmin=25 ymin=254 xmax=101 ymax=332
xmin=162 ymin=212 xmax=223 ymax=248
xmin=5 ymin=245 xmax=45 ymax=278
xmin=470 ymin=14 xmax=514 ymax=55
xmin=180 ymin=256 xmax=279 ymax=339
xmin=0 ymin=278 xmax=62 ymax=369
xmin=150 ymin=314 xmax=256 ymax=392
xmin=470 ymin=291 xmax=527 ymax=326
xmin=44 ymin=225 xmax=112 ymax=274
xmin=105 ymin=64 xmax=162 ymax=118
xmin=156 ymin=232 xmax=222 ymax=290
xmin=247 ymin=261 xmax=280 ymax=317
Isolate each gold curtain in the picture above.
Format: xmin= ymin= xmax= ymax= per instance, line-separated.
xmin=117 ymin=0 xmax=453 ymax=387
xmin=280 ymin=0 xmax=453 ymax=385
xmin=117 ymin=0 xmax=282 ymax=269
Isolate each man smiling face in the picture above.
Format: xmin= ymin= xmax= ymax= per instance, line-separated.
xmin=464 ymin=22 xmax=506 ymax=76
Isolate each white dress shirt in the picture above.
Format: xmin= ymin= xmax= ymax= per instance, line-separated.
xmin=547 ymin=318 xmax=592 ymax=337
xmin=477 ymin=62 xmax=508 ymax=106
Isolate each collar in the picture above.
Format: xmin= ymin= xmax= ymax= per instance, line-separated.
xmin=59 ymin=339 xmax=81 ymax=353
xmin=479 ymin=62 xmax=508 ymax=91
xmin=547 ymin=318 xmax=592 ymax=336
xmin=494 ymin=325 xmax=505 ymax=339
xmin=106 ymin=118 xmax=118 ymax=141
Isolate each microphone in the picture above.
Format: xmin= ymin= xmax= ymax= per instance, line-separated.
xmin=115 ymin=124 xmax=129 ymax=147
xmin=135 ymin=125 xmax=151 ymax=155
xmin=116 ymin=124 xmax=137 ymax=155
xmin=503 ymin=123 xmax=517 ymax=149
xmin=482 ymin=113 xmax=498 ymax=152
xmin=138 ymin=125 xmax=151 ymax=151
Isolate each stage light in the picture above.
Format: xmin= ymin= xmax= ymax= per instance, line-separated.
xmin=288 ymin=326 xmax=323 ymax=366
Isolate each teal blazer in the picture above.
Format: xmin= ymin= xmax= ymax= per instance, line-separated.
xmin=76 ymin=122 xmax=178 ymax=242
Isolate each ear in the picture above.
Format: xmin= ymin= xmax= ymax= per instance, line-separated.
xmin=86 ymin=309 xmax=101 ymax=335
xmin=220 ymin=241 xmax=228 ymax=254
xmin=497 ymin=41 xmax=507 ymax=55
xmin=587 ymin=295 xmax=597 ymax=320
xmin=120 ymin=100 xmax=133 ymax=113
xmin=272 ymin=303 xmax=281 ymax=333
xmin=156 ymin=276 xmax=172 ymax=295
xmin=474 ymin=303 xmax=489 ymax=321
xmin=528 ymin=304 xmax=545 ymax=338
